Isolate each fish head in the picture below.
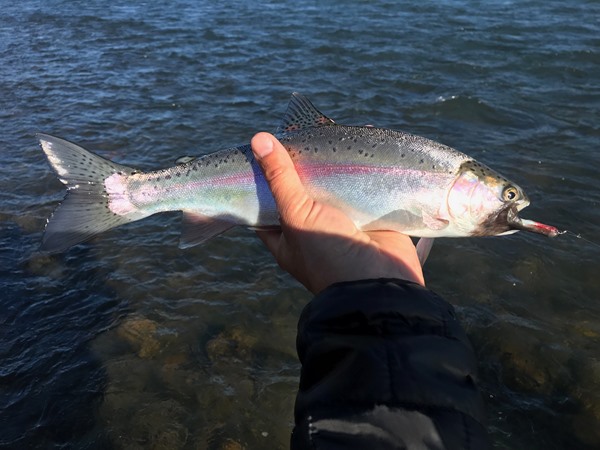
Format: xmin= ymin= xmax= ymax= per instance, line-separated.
xmin=446 ymin=160 xmax=530 ymax=236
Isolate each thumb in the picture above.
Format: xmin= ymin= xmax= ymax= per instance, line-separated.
xmin=251 ymin=132 xmax=313 ymax=227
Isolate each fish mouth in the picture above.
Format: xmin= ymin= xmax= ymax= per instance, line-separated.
xmin=474 ymin=203 xmax=560 ymax=237
xmin=506 ymin=206 xmax=560 ymax=237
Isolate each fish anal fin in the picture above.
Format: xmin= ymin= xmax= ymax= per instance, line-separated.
xmin=276 ymin=93 xmax=336 ymax=133
xmin=180 ymin=211 xmax=235 ymax=248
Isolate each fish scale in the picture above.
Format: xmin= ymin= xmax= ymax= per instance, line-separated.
xmin=37 ymin=93 xmax=558 ymax=254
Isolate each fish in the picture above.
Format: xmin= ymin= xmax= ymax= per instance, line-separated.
xmin=38 ymin=93 xmax=559 ymax=255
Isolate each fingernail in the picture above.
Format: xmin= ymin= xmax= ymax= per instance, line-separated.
xmin=253 ymin=134 xmax=274 ymax=159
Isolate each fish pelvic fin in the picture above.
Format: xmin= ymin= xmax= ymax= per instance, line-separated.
xmin=416 ymin=237 xmax=435 ymax=267
xmin=276 ymin=92 xmax=336 ymax=133
xmin=37 ymin=134 xmax=150 ymax=253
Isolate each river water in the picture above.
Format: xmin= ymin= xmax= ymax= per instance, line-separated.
xmin=1 ymin=1 xmax=599 ymax=448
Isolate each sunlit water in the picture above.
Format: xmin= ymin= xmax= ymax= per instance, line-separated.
xmin=1 ymin=0 xmax=599 ymax=448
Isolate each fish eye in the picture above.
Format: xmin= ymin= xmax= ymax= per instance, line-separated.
xmin=502 ymin=186 xmax=519 ymax=201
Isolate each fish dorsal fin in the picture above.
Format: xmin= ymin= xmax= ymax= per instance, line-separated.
xmin=175 ymin=156 xmax=197 ymax=165
xmin=276 ymin=92 xmax=336 ymax=133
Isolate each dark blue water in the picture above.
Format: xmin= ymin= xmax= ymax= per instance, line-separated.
xmin=1 ymin=0 xmax=599 ymax=448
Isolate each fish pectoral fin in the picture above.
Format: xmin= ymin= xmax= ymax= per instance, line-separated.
xmin=416 ymin=238 xmax=435 ymax=267
xmin=422 ymin=212 xmax=449 ymax=230
xmin=362 ymin=209 xmax=424 ymax=232
xmin=276 ymin=93 xmax=336 ymax=133
xmin=180 ymin=211 xmax=235 ymax=248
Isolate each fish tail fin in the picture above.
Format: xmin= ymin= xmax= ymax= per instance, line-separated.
xmin=38 ymin=134 xmax=149 ymax=253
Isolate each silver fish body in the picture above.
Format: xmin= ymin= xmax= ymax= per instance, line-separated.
xmin=38 ymin=93 xmax=556 ymax=254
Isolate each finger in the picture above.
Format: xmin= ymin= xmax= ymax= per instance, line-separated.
xmin=251 ymin=132 xmax=313 ymax=227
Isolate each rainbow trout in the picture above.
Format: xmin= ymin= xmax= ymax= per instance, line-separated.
xmin=38 ymin=93 xmax=558 ymax=254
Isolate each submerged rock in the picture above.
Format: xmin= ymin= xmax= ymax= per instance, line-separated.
xmin=117 ymin=316 xmax=161 ymax=359
xmin=476 ymin=321 xmax=571 ymax=395
xmin=573 ymin=320 xmax=600 ymax=339
xmin=219 ymin=439 xmax=244 ymax=450
xmin=205 ymin=326 xmax=257 ymax=362
xmin=162 ymin=353 xmax=188 ymax=371
xmin=568 ymin=357 xmax=600 ymax=445
xmin=130 ymin=399 xmax=189 ymax=450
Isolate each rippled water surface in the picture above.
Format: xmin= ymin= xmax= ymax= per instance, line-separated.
xmin=1 ymin=1 xmax=599 ymax=448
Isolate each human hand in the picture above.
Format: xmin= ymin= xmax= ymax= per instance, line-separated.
xmin=251 ymin=132 xmax=425 ymax=294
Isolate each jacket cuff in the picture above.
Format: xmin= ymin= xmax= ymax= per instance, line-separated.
xmin=295 ymin=278 xmax=486 ymax=425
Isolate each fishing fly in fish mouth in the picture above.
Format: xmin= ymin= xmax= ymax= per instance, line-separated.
xmin=37 ymin=93 xmax=560 ymax=258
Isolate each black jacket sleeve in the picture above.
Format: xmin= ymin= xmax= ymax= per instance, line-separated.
xmin=291 ymin=279 xmax=491 ymax=450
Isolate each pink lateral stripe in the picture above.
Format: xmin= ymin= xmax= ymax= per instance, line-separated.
xmin=145 ymin=163 xmax=429 ymax=191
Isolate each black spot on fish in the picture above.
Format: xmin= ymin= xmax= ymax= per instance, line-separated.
xmin=314 ymin=147 xmax=318 ymax=153
xmin=372 ymin=144 xmax=377 ymax=148
xmin=176 ymin=172 xmax=181 ymax=177
xmin=165 ymin=175 xmax=172 ymax=180
xmin=347 ymin=146 xmax=352 ymax=150
xmin=359 ymin=150 xmax=363 ymax=154
xmin=419 ymin=159 xmax=424 ymax=164
xmin=332 ymin=147 xmax=337 ymax=152
xmin=305 ymin=146 xmax=310 ymax=151
xmin=401 ymin=154 xmax=405 ymax=158
xmin=328 ymin=140 xmax=333 ymax=144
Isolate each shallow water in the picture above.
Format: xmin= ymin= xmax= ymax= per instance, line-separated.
xmin=1 ymin=0 xmax=599 ymax=448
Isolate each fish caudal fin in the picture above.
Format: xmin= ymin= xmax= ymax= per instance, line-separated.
xmin=38 ymin=134 xmax=149 ymax=253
